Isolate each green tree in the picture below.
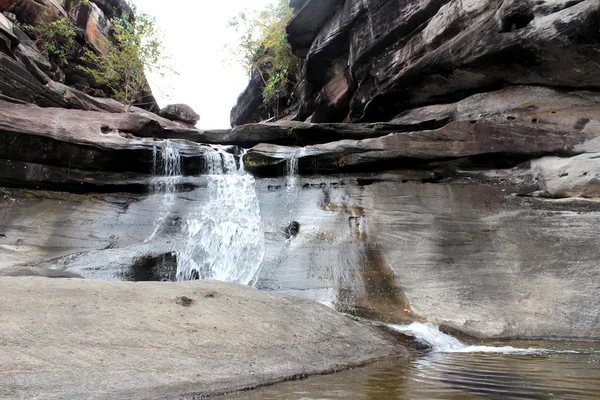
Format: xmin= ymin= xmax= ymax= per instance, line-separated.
xmin=79 ymin=8 xmax=171 ymax=111
xmin=23 ymin=17 xmax=77 ymax=67
xmin=229 ymin=0 xmax=301 ymax=117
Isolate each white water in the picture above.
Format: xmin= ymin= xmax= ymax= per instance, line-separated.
xmin=176 ymin=146 xmax=265 ymax=284
xmin=284 ymin=147 xmax=303 ymax=219
xmin=146 ymin=140 xmax=182 ymax=242
xmin=389 ymin=322 xmax=561 ymax=355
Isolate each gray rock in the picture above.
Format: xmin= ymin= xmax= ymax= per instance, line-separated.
xmin=287 ymin=0 xmax=342 ymax=55
xmin=0 ymin=277 xmax=401 ymax=399
xmin=253 ymin=174 xmax=600 ymax=338
xmin=530 ymin=154 xmax=600 ymax=199
xmin=0 ymin=267 xmax=82 ymax=278
xmin=160 ymin=103 xmax=200 ymax=125
xmin=230 ymin=66 xmax=269 ymax=127
xmin=2 ymin=168 xmax=600 ymax=339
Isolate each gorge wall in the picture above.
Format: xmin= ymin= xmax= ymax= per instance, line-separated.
xmin=0 ymin=0 xmax=159 ymax=111
xmin=0 ymin=0 xmax=599 ymax=342
xmin=233 ymin=0 xmax=600 ymax=124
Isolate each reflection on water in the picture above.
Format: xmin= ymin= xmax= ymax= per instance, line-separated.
xmin=222 ymin=340 xmax=600 ymax=400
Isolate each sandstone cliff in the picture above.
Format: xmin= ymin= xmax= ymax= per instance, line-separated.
xmin=1 ymin=0 xmax=600 ymax=358
xmin=0 ymin=0 xmax=159 ymax=111
xmin=233 ymin=0 xmax=600 ymax=124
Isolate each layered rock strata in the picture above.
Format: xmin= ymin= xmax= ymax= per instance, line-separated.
xmin=1 ymin=0 xmax=599 ymax=361
xmin=0 ymin=0 xmax=159 ymax=111
xmin=233 ymin=0 xmax=600 ymax=124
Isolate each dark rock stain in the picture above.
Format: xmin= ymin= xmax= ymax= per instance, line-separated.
xmin=574 ymin=118 xmax=590 ymax=131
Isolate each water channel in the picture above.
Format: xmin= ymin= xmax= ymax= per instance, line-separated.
xmin=223 ymin=324 xmax=600 ymax=399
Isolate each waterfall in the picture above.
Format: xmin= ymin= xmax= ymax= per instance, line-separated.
xmin=284 ymin=147 xmax=303 ymax=220
xmin=388 ymin=322 xmax=553 ymax=354
xmin=146 ymin=140 xmax=182 ymax=242
xmin=176 ymin=146 xmax=265 ymax=284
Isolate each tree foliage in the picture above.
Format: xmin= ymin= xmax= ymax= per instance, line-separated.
xmin=23 ymin=17 xmax=77 ymax=67
xmin=79 ymin=8 xmax=171 ymax=111
xmin=229 ymin=0 xmax=301 ymax=117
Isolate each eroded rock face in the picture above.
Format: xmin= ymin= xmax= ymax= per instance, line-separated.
xmin=0 ymin=0 xmax=159 ymax=112
xmin=244 ymin=86 xmax=600 ymax=175
xmin=0 ymin=100 xmax=217 ymax=188
xmin=230 ymin=66 xmax=268 ymax=127
xmin=235 ymin=0 xmax=600 ymax=123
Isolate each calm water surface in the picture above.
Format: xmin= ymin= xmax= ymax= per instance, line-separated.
xmin=222 ymin=339 xmax=600 ymax=400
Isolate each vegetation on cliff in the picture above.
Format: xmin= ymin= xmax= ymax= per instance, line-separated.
xmin=229 ymin=0 xmax=301 ymax=120
xmin=79 ymin=7 xmax=171 ymax=111
xmin=21 ymin=17 xmax=77 ymax=67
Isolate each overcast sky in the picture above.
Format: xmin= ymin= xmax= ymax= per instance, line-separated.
xmin=133 ymin=0 xmax=275 ymax=129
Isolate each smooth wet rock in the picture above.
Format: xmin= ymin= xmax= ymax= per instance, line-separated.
xmin=0 ymin=277 xmax=403 ymax=400
xmin=253 ymin=174 xmax=600 ymax=338
xmin=2 ymin=167 xmax=600 ymax=339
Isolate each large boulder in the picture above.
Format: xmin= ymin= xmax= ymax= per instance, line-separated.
xmin=0 ymin=277 xmax=402 ymax=399
xmin=159 ymin=103 xmax=200 ymax=126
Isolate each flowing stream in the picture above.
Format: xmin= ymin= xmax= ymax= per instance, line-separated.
xmin=223 ymin=322 xmax=600 ymax=399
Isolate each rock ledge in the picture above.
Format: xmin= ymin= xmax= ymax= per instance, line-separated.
xmin=0 ymin=277 xmax=402 ymax=400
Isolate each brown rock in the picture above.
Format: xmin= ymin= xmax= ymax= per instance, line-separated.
xmin=159 ymin=103 xmax=200 ymax=125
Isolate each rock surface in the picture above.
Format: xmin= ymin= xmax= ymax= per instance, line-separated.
xmin=234 ymin=0 xmax=600 ymax=123
xmin=0 ymin=0 xmax=159 ymax=112
xmin=254 ymin=174 xmax=600 ymax=338
xmin=244 ymin=86 xmax=600 ymax=175
xmin=160 ymin=103 xmax=200 ymax=126
xmin=2 ymin=169 xmax=600 ymax=339
xmin=0 ymin=277 xmax=402 ymax=400
xmin=230 ymin=66 xmax=268 ymax=127
xmin=0 ymin=100 xmax=217 ymax=184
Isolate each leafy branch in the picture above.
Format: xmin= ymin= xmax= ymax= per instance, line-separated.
xmin=229 ymin=0 xmax=300 ymax=118
xmin=21 ymin=17 xmax=77 ymax=67
xmin=78 ymin=8 xmax=173 ymax=111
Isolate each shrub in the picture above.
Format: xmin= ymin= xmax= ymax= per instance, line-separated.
xmin=23 ymin=17 xmax=77 ymax=67
xmin=229 ymin=0 xmax=301 ymax=118
xmin=1 ymin=188 xmax=12 ymax=199
xmin=79 ymin=8 xmax=173 ymax=111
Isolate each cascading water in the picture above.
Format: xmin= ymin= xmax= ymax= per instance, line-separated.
xmin=284 ymin=147 xmax=302 ymax=219
xmin=388 ymin=322 xmax=567 ymax=354
xmin=146 ymin=140 xmax=182 ymax=242
xmin=176 ymin=146 xmax=265 ymax=284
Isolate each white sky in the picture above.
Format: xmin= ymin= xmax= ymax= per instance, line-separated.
xmin=133 ymin=0 xmax=275 ymax=129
